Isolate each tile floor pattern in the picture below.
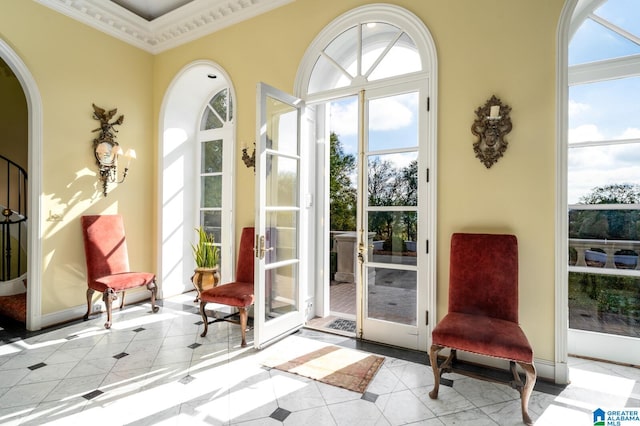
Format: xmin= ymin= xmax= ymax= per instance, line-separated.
xmin=0 ymin=293 xmax=638 ymax=425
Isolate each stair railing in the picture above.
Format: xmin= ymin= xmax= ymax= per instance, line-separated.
xmin=0 ymin=154 xmax=27 ymax=282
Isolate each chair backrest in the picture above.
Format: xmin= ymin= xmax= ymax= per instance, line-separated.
xmin=81 ymin=215 xmax=130 ymax=282
xmin=448 ymin=233 xmax=519 ymax=323
xmin=236 ymin=227 xmax=255 ymax=283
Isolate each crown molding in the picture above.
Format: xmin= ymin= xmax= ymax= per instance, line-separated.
xmin=34 ymin=0 xmax=294 ymax=54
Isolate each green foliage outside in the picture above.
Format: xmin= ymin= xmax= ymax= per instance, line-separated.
xmin=330 ymin=132 xmax=357 ymax=232
xmin=329 ymin=132 xmax=418 ymax=250
xmin=569 ymin=184 xmax=640 ymax=240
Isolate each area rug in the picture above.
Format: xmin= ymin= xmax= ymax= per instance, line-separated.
xmin=263 ymin=344 xmax=384 ymax=393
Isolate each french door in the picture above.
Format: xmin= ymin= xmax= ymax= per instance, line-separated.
xmin=253 ymin=83 xmax=306 ymax=348
xmin=357 ymin=85 xmax=427 ymax=350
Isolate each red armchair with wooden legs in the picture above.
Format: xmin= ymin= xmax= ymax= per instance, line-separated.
xmin=429 ymin=233 xmax=536 ymax=425
xmin=199 ymin=226 xmax=255 ymax=347
xmin=81 ymin=215 xmax=159 ymax=329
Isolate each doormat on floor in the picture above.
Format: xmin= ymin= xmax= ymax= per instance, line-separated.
xmin=263 ymin=344 xmax=384 ymax=393
xmin=327 ymin=318 xmax=356 ymax=333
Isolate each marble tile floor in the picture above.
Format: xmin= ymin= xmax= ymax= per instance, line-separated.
xmin=0 ymin=292 xmax=638 ymax=425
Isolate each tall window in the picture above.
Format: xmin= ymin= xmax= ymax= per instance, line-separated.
xmin=198 ymin=88 xmax=233 ymax=276
xmin=568 ymin=0 xmax=640 ymax=339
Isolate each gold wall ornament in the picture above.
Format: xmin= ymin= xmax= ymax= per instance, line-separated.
xmin=471 ymin=95 xmax=512 ymax=168
xmin=241 ymin=142 xmax=255 ymax=171
xmin=91 ymin=103 xmax=135 ymax=196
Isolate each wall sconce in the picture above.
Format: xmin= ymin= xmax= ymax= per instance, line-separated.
xmin=242 ymin=143 xmax=255 ymax=171
xmin=91 ymin=103 xmax=135 ymax=196
xmin=471 ymin=95 xmax=512 ymax=168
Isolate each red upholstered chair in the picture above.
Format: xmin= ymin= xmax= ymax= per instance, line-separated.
xmin=199 ymin=226 xmax=255 ymax=347
xmin=81 ymin=215 xmax=159 ymax=329
xmin=429 ymin=233 xmax=536 ymax=425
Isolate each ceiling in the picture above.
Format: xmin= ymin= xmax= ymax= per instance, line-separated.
xmin=35 ymin=0 xmax=294 ymax=54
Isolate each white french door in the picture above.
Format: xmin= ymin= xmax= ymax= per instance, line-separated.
xmin=253 ymin=83 xmax=306 ymax=349
xmin=357 ymin=84 xmax=428 ymax=350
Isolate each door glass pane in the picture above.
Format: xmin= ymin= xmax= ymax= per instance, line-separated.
xmin=201 ymin=139 xmax=223 ymax=173
xmin=368 ymin=153 xmax=418 ymax=207
xmin=368 ymin=92 xmax=418 ymax=151
xmin=201 ymin=175 xmax=221 ymax=208
xmin=264 ymin=263 xmax=298 ymax=319
xmin=368 ymin=211 xmax=417 ymax=266
xmin=266 ymin=211 xmax=297 ymax=264
xmin=266 ymin=97 xmax=298 ymax=155
xmin=367 ymin=267 xmax=416 ymax=325
xmin=266 ymin=154 xmax=298 ymax=207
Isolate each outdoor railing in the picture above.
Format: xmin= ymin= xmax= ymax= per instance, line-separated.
xmin=569 ymin=238 xmax=640 ymax=270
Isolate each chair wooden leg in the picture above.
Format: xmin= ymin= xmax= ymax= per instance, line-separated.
xmin=84 ymin=288 xmax=95 ymax=320
xmin=147 ymin=279 xmax=159 ymax=313
xmin=199 ymin=301 xmax=209 ymax=337
xmin=239 ymin=307 xmax=248 ymax=347
xmin=120 ymin=291 xmax=126 ymax=309
xmin=428 ymin=344 xmax=444 ymax=399
xmin=102 ymin=288 xmax=117 ymax=329
xmin=517 ymin=361 xmax=537 ymax=426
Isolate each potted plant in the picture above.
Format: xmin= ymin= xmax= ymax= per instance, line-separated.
xmin=191 ymin=226 xmax=220 ymax=301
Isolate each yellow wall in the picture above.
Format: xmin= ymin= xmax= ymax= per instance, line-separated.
xmin=0 ymin=0 xmax=154 ymax=314
xmin=0 ymin=0 xmax=562 ymax=364
xmin=154 ymin=0 xmax=562 ymax=361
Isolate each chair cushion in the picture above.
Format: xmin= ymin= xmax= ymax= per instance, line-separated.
xmin=432 ymin=312 xmax=533 ymax=363
xmin=200 ymin=281 xmax=254 ymax=308
xmin=0 ymin=293 xmax=26 ymax=323
xmin=90 ymin=272 xmax=155 ymax=292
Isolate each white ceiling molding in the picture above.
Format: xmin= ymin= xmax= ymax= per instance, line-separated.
xmin=34 ymin=0 xmax=294 ymax=54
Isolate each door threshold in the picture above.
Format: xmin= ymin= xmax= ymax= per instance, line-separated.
xmin=305 ymin=315 xmax=356 ymax=337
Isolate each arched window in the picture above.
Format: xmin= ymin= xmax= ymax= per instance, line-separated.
xmin=197 ymin=87 xmax=234 ymax=277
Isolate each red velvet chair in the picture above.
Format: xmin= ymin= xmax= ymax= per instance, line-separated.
xmin=81 ymin=215 xmax=159 ymax=329
xmin=199 ymin=226 xmax=255 ymax=347
xmin=429 ymin=233 xmax=536 ymax=425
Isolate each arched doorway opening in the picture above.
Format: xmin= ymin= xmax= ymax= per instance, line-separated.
xmin=158 ymin=61 xmax=236 ymax=299
xmin=0 ymin=39 xmax=43 ymax=331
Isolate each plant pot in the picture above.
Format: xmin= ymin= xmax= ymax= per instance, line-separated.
xmin=191 ymin=267 xmax=220 ymax=301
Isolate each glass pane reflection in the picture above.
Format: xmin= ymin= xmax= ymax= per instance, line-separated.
xmin=266 ymin=154 xmax=298 ymax=207
xmin=368 ymin=211 xmax=417 ymax=266
xmin=265 ymin=211 xmax=297 ymax=264
xmin=568 ymin=272 xmax=640 ymax=338
xmin=367 ymin=267 xmax=416 ymax=325
xmin=264 ymin=263 xmax=298 ymax=320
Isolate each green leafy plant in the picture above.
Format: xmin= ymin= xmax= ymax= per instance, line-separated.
xmin=192 ymin=227 xmax=219 ymax=269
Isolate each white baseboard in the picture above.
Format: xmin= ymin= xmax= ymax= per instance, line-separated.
xmin=40 ymin=290 xmax=152 ymax=328
xmin=450 ymin=350 xmax=558 ymax=383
